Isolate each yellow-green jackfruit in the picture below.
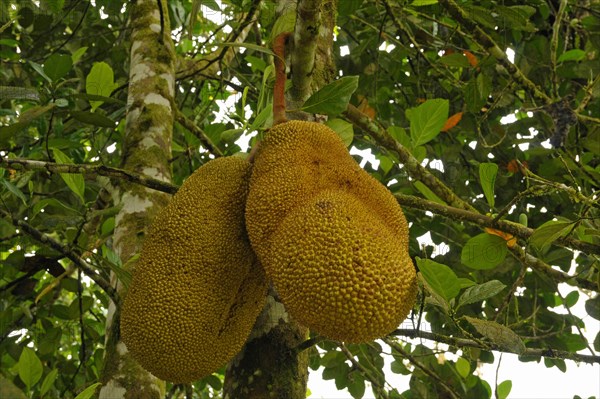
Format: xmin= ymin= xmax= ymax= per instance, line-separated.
xmin=121 ymin=156 xmax=267 ymax=383
xmin=270 ymin=190 xmax=417 ymax=343
xmin=245 ymin=120 xmax=416 ymax=342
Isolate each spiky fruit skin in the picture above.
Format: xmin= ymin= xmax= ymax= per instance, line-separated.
xmin=246 ymin=120 xmax=417 ymax=343
xmin=121 ymin=156 xmax=267 ymax=383
xmin=270 ymin=190 xmax=417 ymax=343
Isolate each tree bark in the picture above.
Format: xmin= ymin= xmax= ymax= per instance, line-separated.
xmin=223 ymin=1 xmax=337 ymax=397
xmin=98 ymin=0 xmax=175 ymax=397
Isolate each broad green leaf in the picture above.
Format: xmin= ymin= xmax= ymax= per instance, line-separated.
xmin=497 ymin=380 xmax=512 ymax=399
xmin=0 ymin=375 xmax=27 ymax=399
xmin=457 ymin=280 xmax=506 ymax=309
xmin=0 ymin=103 xmax=56 ymax=145
xmin=408 ymin=99 xmax=449 ymax=146
xmin=347 ymin=372 xmax=366 ymax=398
xmin=249 ymin=104 xmax=272 ymax=131
xmin=73 ymin=383 xmax=102 ymax=399
xmin=557 ymin=49 xmax=586 ymax=62
xmin=44 ymin=53 xmax=72 ymax=81
xmin=1 ymin=177 xmax=28 ymax=205
xmin=455 ymin=357 xmax=470 ymax=378
xmin=530 ymin=220 xmax=574 ymax=252
xmin=563 ymin=291 xmax=579 ymax=308
xmin=52 ymin=148 xmax=86 ymax=203
xmin=413 ymin=180 xmax=445 ymax=204
xmin=205 ymin=374 xmax=222 ymax=390
xmin=18 ymin=347 xmax=43 ymax=391
xmin=86 ymin=62 xmax=117 ymax=111
xmin=594 ymin=332 xmax=600 ymax=352
xmin=301 ymin=76 xmax=359 ymax=116
xmin=40 ymin=369 xmax=59 ymax=398
xmin=70 ymin=111 xmax=116 ymax=128
xmin=71 ymin=46 xmax=88 ymax=64
xmin=461 ymin=233 xmax=507 ymax=270
xmin=417 ymin=258 xmax=460 ymax=302
xmin=438 ymin=53 xmax=470 ymax=68
xmin=270 ymin=10 xmax=296 ymax=43
xmin=585 ymin=296 xmax=600 ymax=321
xmin=220 ymin=128 xmax=245 ymax=143
xmin=458 ymin=278 xmax=476 ymax=289
xmin=29 ymin=61 xmax=53 ymax=83
xmin=479 ymin=163 xmax=498 ymax=208
xmin=464 ymin=317 xmax=526 ymax=354
xmin=325 ymin=118 xmax=354 ymax=147
xmin=388 ymin=126 xmax=410 ymax=148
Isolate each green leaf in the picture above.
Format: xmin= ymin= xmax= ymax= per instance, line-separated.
xmin=457 ymin=280 xmax=506 ymax=309
xmin=70 ymin=111 xmax=116 ymax=128
xmin=44 ymin=54 xmax=72 ymax=81
xmin=301 ymin=76 xmax=359 ymax=116
xmin=71 ymin=47 xmax=88 ymax=64
xmin=52 ymin=148 xmax=86 ymax=203
xmin=496 ymin=380 xmax=512 ymax=399
xmin=417 ymin=258 xmax=460 ymax=302
xmin=1 ymin=177 xmax=28 ymax=205
xmin=411 ymin=0 xmax=438 ymax=6
xmin=479 ymin=163 xmax=498 ymax=208
xmin=408 ymin=99 xmax=449 ymax=146
xmin=455 ymin=357 xmax=470 ymax=378
xmin=40 ymin=369 xmax=58 ymax=398
xmin=73 ymin=383 xmax=102 ymax=399
xmin=557 ymin=49 xmax=586 ymax=62
xmin=458 ymin=278 xmax=476 ymax=289
xmin=270 ymin=10 xmax=296 ymax=43
xmin=585 ymin=296 xmax=600 ymax=321
xmin=413 ymin=180 xmax=445 ymax=204
xmin=438 ymin=53 xmax=470 ymax=68
xmin=86 ymin=62 xmax=117 ymax=111
xmin=461 ymin=233 xmax=507 ymax=270
xmin=205 ymin=374 xmax=222 ymax=390
xmin=18 ymin=347 xmax=43 ymax=391
xmin=325 ymin=118 xmax=354 ymax=147
xmin=464 ymin=317 xmax=526 ymax=354
xmin=347 ymin=372 xmax=366 ymax=398
xmin=530 ymin=220 xmax=574 ymax=252
xmin=563 ymin=291 xmax=579 ymax=308
xmin=29 ymin=61 xmax=53 ymax=83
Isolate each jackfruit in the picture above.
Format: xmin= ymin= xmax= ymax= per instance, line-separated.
xmin=121 ymin=156 xmax=267 ymax=383
xmin=245 ymin=120 xmax=416 ymax=342
xmin=269 ymin=190 xmax=417 ymax=342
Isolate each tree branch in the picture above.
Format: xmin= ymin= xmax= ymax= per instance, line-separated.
xmin=1 ymin=157 xmax=178 ymax=195
xmin=174 ymin=108 xmax=223 ymax=157
xmin=344 ymin=104 xmax=477 ymax=212
xmin=290 ymin=0 xmax=322 ymax=104
xmin=394 ymin=193 xmax=600 ymax=257
xmin=0 ymin=209 xmax=120 ymax=305
xmin=390 ymin=329 xmax=600 ymax=364
xmin=384 ymin=337 xmax=461 ymax=399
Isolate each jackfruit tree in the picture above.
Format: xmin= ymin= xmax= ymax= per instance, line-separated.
xmin=1 ymin=0 xmax=599 ymax=399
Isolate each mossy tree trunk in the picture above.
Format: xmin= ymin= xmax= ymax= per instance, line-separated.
xmin=223 ymin=1 xmax=337 ymax=397
xmin=98 ymin=0 xmax=175 ymax=398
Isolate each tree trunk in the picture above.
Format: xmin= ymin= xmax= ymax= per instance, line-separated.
xmin=223 ymin=1 xmax=337 ymax=397
xmin=99 ymin=0 xmax=175 ymax=397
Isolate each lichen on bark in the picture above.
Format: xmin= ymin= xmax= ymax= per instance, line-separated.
xmin=99 ymin=0 xmax=176 ymax=398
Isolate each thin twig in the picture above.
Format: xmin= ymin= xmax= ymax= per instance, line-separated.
xmin=1 ymin=157 xmax=178 ymax=194
xmin=0 ymin=209 xmax=120 ymax=305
